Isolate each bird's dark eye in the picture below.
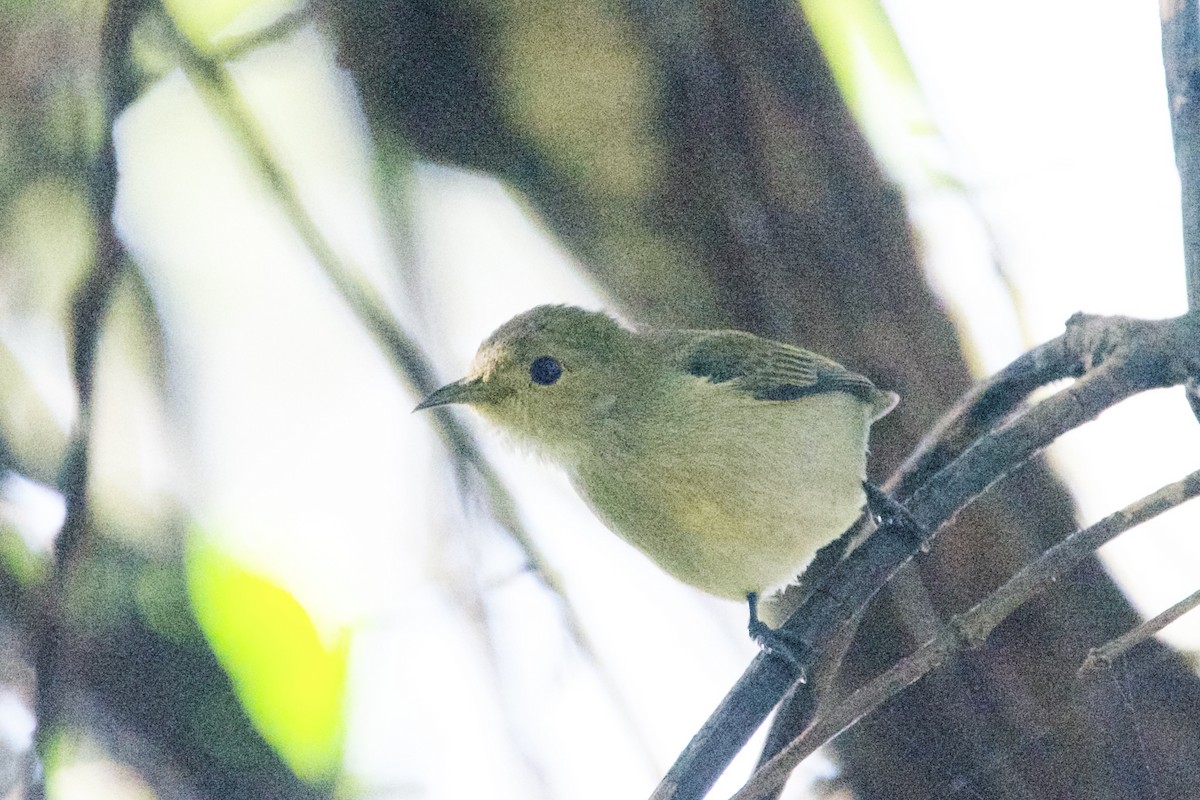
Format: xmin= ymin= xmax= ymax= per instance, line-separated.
xmin=530 ymin=356 xmax=562 ymax=386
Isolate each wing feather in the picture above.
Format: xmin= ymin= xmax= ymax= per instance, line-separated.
xmin=665 ymin=330 xmax=894 ymax=414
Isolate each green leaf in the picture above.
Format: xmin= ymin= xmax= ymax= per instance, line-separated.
xmin=187 ymin=533 xmax=348 ymax=783
xmin=160 ymin=0 xmax=300 ymax=50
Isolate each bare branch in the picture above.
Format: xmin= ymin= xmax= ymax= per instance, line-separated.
xmin=56 ymin=0 xmax=146 ymax=593
xmin=1081 ymin=587 xmax=1200 ymax=674
xmin=734 ymin=470 xmax=1200 ymax=800
xmin=653 ymin=313 xmax=1200 ymax=800
xmin=1162 ymin=0 xmax=1200 ymax=312
xmin=1161 ymin=0 xmax=1200 ymax=424
xmin=887 ymin=328 xmax=1081 ymax=499
xmin=1071 ymin=583 xmax=1200 ymax=799
xmin=208 ymin=7 xmax=317 ymax=61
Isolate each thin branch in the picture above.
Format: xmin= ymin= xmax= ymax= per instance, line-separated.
xmin=734 ymin=469 xmax=1200 ymax=800
xmin=653 ymin=313 xmax=1200 ymax=800
xmin=1081 ymin=587 xmax=1200 ymax=673
xmin=151 ymin=2 xmax=562 ymax=612
xmin=1161 ymin=0 xmax=1200 ymax=313
xmin=1072 ymin=584 xmax=1200 ymax=800
xmin=751 ymin=313 xmax=1096 ymax=783
xmin=208 ymin=7 xmax=316 ymax=61
xmin=887 ymin=325 xmax=1082 ymax=500
xmin=1161 ymin=0 xmax=1200 ymax=424
xmin=27 ymin=8 xmax=335 ymax=796
xmin=57 ymin=0 xmax=146 ymax=586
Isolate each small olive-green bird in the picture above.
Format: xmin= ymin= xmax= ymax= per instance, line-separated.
xmin=416 ymin=305 xmax=897 ymax=639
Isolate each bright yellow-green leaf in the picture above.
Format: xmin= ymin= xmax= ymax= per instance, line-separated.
xmin=801 ymin=0 xmax=918 ymax=110
xmin=187 ymin=534 xmax=348 ymax=783
xmin=799 ymin=0 xmax=948 ymax=188
xmin=160 ymin=0 xmax=301 ymax=50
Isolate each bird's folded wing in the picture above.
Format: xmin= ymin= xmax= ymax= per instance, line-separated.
xmin=667 ymin=330 xmax=885 ymax=406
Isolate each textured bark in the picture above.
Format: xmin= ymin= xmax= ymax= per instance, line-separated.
xmin=329 ymin=1 xmax=1200 ymax=796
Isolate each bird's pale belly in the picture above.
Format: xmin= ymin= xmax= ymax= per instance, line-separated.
xmin=571 ymin=391 xmax=872 ymax=600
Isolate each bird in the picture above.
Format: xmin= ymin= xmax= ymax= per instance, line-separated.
xmin=415 ymin=305 xmax=898 ymax=655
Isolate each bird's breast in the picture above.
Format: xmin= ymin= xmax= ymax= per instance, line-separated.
xmin=568 ymin=385 xmax=873 ymax=599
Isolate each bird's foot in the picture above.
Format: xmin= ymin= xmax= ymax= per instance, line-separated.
xmin=747 ymin=592 xmax=810 ymax=683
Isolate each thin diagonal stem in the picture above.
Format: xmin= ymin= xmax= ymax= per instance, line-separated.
xmin=153 ymin=3 xmax=556 ymax=604
xmin=150 ymin=6 xmax=660 ymax=772
xmin=1081 ymin=587 xmax=1200 ymax=673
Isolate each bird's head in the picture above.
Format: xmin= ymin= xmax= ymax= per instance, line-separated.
xmin=415 ymin=305 xmax=639 ymax=459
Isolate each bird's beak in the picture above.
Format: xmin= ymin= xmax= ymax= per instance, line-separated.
xmin=414 ymin=377 xmax=488 ymax=411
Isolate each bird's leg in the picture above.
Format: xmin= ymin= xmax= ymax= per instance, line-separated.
xmin=862 ymin=482 xmax=928 ymax=550
xmin=747 ymin=592 xmax=810 ymax=683
xmin=745 ymin=489 xmax=925 ymax=684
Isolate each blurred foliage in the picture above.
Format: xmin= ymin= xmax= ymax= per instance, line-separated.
xmin=188 ymin=534 xmax=348 ymax=784
xmin=161 ymin=0 xmax=298 ymax=50
xmin=45 ymin=735 xmax=156 ymax=799
xmin=3 ymin=180 xmax=94 ymax=314
xmin=0 ymin=178 xmax=91 ymax=479
xmin=0 ymin=482 xmax=51 ymax=586
xmin=0 ymin=0 xmax=346 ymax=794
xmin=87 ymin=278 xmax=175 ymax=550
xmin=485 ymin=0 xmax=709 ymax=316
xmin=0 ymin=0 xmax=105 ymax=192
xmin=53 ymin=536 xmax=326 ymax=798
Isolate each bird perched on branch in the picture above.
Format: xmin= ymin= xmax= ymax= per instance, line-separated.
xmin=416 ymin=305 xmax=897 ymax=655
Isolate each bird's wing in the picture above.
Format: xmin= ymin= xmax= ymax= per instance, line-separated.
xmin=665 ymin=330 xmax=895 ymax=414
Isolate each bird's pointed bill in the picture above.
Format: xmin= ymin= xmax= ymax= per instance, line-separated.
xmin=414 ymin=377 xmax=487 ymax=411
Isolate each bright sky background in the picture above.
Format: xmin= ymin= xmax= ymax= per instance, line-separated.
xmin=889 ymin=1 xmax=1200 ymax=653
xmin=26 ymin=1 xmax=1200 ymax=798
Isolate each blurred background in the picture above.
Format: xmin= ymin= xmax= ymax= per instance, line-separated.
xmin=2 ymin=0 xmax=1200 ymax=798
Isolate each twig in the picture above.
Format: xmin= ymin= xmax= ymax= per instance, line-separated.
xmin=1080 ymin=587 xmax=1200 ymax=673
xmin=887 ymin=327 xmax=1082 ymax=500
xmin=1072 ymin=584 xmax=1200 ymax=800
xmin=652 ymin=313 xmax=1200 ymax=800
xmin=1161 ymin=0 xmax=1200 ymax=313
xmin=733 ymin=470 xmax=1200 ymax=800
xmin=208 ymin=7 xmax=316 ymax=61
xmin=151 ymin=2 xmax=564 ymax=612
xmin=57 ymin=0 xmax=145 ymax=585
xmin=1161 ymin=0 xmax=1200 ymax=424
